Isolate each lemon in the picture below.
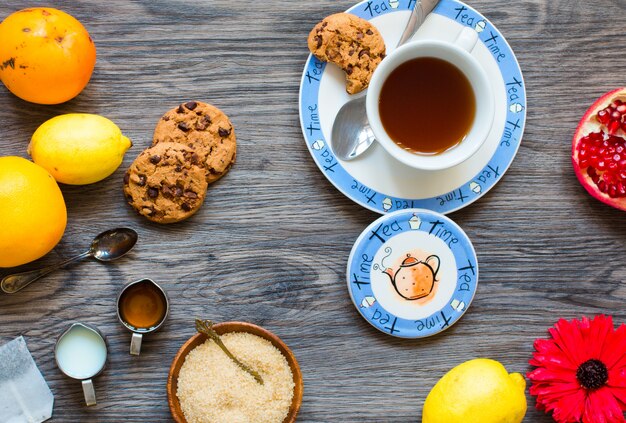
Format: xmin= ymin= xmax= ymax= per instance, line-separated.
xmin=28 ymin=113 xmax=132 ymax=185
xmin=422 ymin=358 xmax=527 ymax=423
xmin=0 ymin=156 xmax=67 ymax=268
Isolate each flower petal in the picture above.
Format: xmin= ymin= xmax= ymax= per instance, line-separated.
xmin=583 ymin=388 xmax=625 ymax=423
xmin=531 ymin=339 xmax=577 ymax=370
xmin=606 ymin=370 xmax=626 ymax=408
xmin=550 ymin=388 xmax=586 ymax=423
xmin=528 ymin=367 xmax=578 ymax=384
xmin=603 ymin=324 xmax=626 ymax=370
xmin=608 ymin=368 xmax=626 ymax=389
xmin=550 ymin=318 xmax=588 ymax=365
xmin=585 ymin=315 xmax=612 ymax=360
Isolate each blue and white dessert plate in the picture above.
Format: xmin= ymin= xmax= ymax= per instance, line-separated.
xmin=299 ymin=0 xmax=526 ymax=214
xmin=347 ymin=209 xmax=478 ymax=338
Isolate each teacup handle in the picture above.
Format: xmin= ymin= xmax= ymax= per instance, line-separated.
xmin=82 ymin=379 xmax=97 ymax=406
xmin=454 ymin=26 xmax=479 ymax=53
xmin=130 ymin=333 xmax=143 ymax=356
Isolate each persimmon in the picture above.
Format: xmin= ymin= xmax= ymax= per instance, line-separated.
xmin=0 ymin=7 xmax=96 ymax=104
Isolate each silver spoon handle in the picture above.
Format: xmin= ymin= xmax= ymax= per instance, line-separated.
xmin=397 ymin=0 xmax=440 ymax=47
xmin=1 ymin=251 xmax=92 ymax=294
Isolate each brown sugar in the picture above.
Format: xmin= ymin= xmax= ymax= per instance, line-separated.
xmin=176 ymin=332 xmax=294 ymax=423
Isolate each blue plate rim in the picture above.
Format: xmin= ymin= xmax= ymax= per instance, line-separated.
xmin=346 ymin=208 xmax=479 ymax=338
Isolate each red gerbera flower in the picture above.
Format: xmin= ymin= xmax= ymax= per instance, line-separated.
xmin=527 ymin=315 xmax=626 ymax=423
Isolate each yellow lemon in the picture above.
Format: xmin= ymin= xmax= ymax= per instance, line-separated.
xmin=423 ymin=358 xmax=527 ymax=423
xmin=28 ymin=113 xmax=132 ymax=185
xmin=0 ymin=156 xmax=67 ymax=268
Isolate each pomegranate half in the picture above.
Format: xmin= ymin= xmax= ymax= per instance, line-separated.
xmin=572 ymin=88 xmax=626 ymax=210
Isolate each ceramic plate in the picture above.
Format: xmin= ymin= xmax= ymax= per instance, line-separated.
xmin=347 ymin=209 xmax=478 ymax=338
xmin=299 ymin=0 xmax=526 ymax=214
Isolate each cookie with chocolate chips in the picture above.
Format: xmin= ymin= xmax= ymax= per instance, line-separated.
xmin=123 ymin=142 xmax=208 ymax=224
xmin=307 ymin=13 xmax=386 ymax=94
xmin=152 ymin=101 xmax=237 ymax=183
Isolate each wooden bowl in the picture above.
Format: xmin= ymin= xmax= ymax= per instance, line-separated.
xmin=167 ymin=322 xmax=303 ymax=423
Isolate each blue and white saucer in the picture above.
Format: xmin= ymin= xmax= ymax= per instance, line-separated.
xmin=299 ymin=0 xmax=526 ymax=214
xmin=347 ymin=209 xmax=478 ymax=338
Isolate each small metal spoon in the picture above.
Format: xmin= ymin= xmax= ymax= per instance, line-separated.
xmin=331 ymin=0 xmax=440 ymax=161
xmin=195 ymin=319 xmax=264 ymax=385
xmin=1 ymin=228 xmax=138 ymax=294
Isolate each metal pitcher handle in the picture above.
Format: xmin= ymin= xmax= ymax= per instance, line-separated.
xmin=130 ymin=333 xmax=143 ymax=356
xmin=82 ymin=379 xmax=97 ymax=406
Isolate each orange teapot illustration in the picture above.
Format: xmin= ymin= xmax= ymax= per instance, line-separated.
xmin=382 ymin=254 xmax=440 ymax=301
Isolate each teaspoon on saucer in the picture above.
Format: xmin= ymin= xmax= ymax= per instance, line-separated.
xmin=331 ymin=0 xmax=440 ymax=161
xmin=1 ymin=228 xmax=138 ymax=294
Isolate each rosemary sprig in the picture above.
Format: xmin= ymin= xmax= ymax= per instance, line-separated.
xmin=195 ymin=319 xmax=264 ymax=385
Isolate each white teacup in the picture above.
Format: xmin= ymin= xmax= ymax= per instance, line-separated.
xmin=366 ymin=27 xmax=495 ymax=171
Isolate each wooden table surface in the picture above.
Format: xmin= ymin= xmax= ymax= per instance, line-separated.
xmin=1 ymin=0 xmax=625 ymax=421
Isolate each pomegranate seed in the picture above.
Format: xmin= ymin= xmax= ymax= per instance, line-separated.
xmin=578 ymin=131 xmax=626 ymax=195
xmin=598 ymin=110 xmax=611 ymax=125
xmin=587 ymin=167 xmax=600 ymax=183
xmin=609 ymin=120 xmax=621 ymax=134
xmin=598 ymin=102 xmax=626 ymax=134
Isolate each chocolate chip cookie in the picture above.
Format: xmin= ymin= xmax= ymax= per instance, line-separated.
xmin=123 ymin=142 xmax=208 ymax=224
xmin=308 ymin=13 xmax=386 ymax=94
xmin=152 ymin=101 xmax=237 ymax=184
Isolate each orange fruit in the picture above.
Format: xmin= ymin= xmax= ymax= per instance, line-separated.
xmin=0 ymin=7 xmax=96 ymax=104
xmin=0 ymin=157 xmax=67 ymax=268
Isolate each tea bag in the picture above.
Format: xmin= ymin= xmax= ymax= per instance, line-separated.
xmin=0 ymin=337 xmax=54 ymax=423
